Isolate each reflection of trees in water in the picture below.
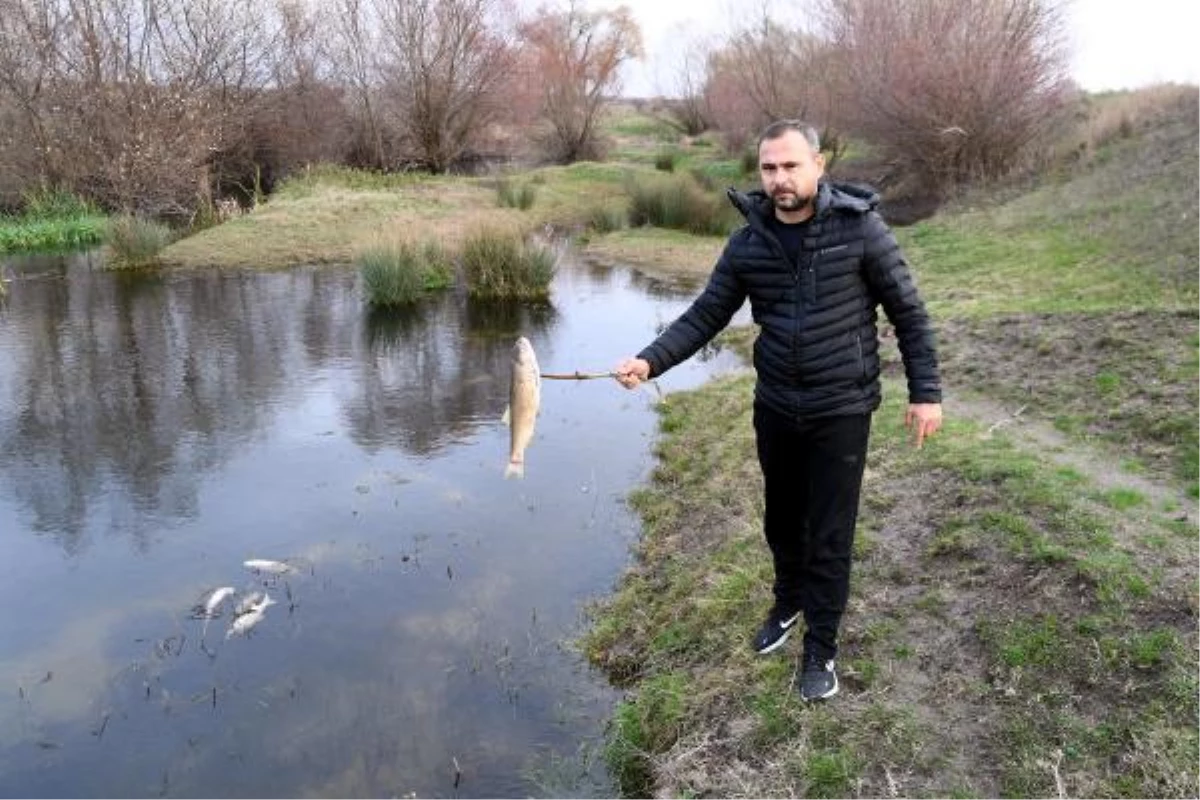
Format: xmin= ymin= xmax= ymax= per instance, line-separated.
xmin=0 ymin=267 xmax=347 ymax=552
xmin=344 ymin=298 xmax=558 ymax=456
xmin=0 ymin=260 xmax=565 ymax=550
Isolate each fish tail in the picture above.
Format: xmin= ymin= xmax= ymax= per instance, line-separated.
xmin=504 ymin=460 xmax=525 ymax=480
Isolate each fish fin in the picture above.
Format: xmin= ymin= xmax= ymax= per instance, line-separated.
xmin=504 ymin=461 xmax=525 ymax=479
xmin=501 ymin=405 xmax=511 ymax=426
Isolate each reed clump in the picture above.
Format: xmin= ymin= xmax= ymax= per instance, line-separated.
xmin=107 ymin=215 xmax=173 ymax=268
xmin=460 ymin=228 xmax=555 ymax=299
xmin=626 ymin=174 xmax=739 ymax=237
xmin=359 ymin=239 xmax=454 ymax=306
xmin=496 ymin=178 xmax=538 ymax=210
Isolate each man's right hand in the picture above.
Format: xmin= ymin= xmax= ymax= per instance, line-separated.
xmin=614 ymin=357 xmax=651 ymax=389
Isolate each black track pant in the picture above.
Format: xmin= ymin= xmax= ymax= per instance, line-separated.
xmin=753 ymin=403 xmax=871 ymax=661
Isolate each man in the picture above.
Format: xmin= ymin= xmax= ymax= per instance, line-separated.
xmin=614 ymin=120 xmax=943 ymax=702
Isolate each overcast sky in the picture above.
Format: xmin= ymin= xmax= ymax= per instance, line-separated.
xmin=584 ymin=0 xmax=1200 ymax=97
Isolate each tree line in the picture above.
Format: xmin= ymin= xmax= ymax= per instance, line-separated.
xmin=0 ymin=0 xmax=1071 ymax=218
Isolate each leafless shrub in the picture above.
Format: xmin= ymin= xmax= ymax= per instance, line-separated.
xmin=702 ymin=9 xmax=848 ymax=166
xmin=819 ymin=0 xmax=1072 ymax=188
xmin=375 ymin=0 xmax=518 ymax=173
xmin=520 ymin=1 xmax=643 ymax=163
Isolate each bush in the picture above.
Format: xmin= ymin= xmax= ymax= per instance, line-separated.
xmin=359 ymin=239 xmax=454 ymax=306
xmin=495 ymin=178 xmax=538 ymax=209
xmin=107 ymin=215 xmax=172 ymax=268
xmin=654 ymin=151 xmax=678 ymax=172
xmin=460 ymin=228 xmax=556 ymax=299
xmin=586 ymin=204 xmax=628 ymax=234
xmin=626 ymin=174 xmax=739 ymax=236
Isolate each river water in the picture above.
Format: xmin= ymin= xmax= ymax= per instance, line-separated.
xmin=0 ymin=247 xmax=745 ymax=797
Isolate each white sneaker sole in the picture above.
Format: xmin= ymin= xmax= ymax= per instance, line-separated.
xmin=754 ymin=612 xmax=801 ymax=655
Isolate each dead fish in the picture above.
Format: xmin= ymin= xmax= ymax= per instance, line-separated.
xmin=226 ymin=593 xmax=277 ymax=639
xmin=503 ymin=336 xmax=541 ymax=479
xmin=233 ymin=591 xmax=266 ymax=617
xmin=193 ymin=587 xmax=237 ymax=619
xmin=243 ymin=559 xmax=295 ymax=575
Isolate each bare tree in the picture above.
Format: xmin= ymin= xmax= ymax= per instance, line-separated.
xmin=703 ymin=7 xmax=847 ymax=162
xmin=819 ymin=0 xmax=1070 ymax=186
xmin=520 ymin=1 xmax=642 ymax=163
xmin=375 ymin=0 xmax=517 ymax=172
xmin=656 ymin=32 xmax=713 ymax=136
xmin=328 ymin=0 xmax=388 ymax=168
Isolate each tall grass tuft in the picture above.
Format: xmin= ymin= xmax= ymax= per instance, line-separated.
xmin=107 ymin=215 xmax=172 ymax=268
xmin=460 ymin=228 xmax=556 ymax=299
xmin=359 ymin=239 xmax=454 ymax=306
xmin=626 ymin=174 xmax=739 ymax=236
xmin=586 ymin=204 xmax=628 ymax=234
xmin=495 ymin=178 xmax=538 ymax=210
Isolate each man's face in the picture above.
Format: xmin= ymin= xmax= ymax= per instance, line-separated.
xmin=759 ymin=130 xmax=825 ymax=218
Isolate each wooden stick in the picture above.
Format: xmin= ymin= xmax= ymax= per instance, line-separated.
xmin=540 ymin=371 xmax=617 ymax=380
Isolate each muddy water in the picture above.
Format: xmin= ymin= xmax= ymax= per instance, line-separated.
xmin=0 ymin=248 xmax=745 ymax=797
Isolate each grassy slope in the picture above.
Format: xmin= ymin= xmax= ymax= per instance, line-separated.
xmin=584 ymin=89 xmax=1199 ymax=797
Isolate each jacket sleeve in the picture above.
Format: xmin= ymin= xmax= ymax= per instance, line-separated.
xmin=636 ymin=243 xmax=746 ymax=378
xmin=861 ymin=212 xmax=942 ymax=404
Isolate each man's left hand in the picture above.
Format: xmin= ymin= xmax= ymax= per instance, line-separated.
xmin=905 ymin=403 xmax=943 ymax=449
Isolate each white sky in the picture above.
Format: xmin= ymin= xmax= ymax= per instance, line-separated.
xmin=581 ymin=0 xmax=1200 ymax=97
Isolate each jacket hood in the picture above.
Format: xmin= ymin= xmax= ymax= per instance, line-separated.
xmin=726 ymin=180 xmax=880 ymax=226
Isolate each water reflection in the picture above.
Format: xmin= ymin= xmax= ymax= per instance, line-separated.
xmin=0 ymin=248 xmax=746 ymax=797
xmin=347 ymin=297 xmax=558 ymax=455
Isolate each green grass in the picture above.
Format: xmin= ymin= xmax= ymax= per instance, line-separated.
xmin=358 ymin=239 xmax=454 ymax=306
xmin=459 ymin=228 xmax=556 ymax=299
xmin=625 ymin=173 xmax=741 ymax=236
xmin=0 ymin=189 xmax=108 ymax=253
xmin=586 ymin=367 xmax=1198 ymax=797
xmin=495 ymin=178 xmax=538 ymax=209
xmin=107 ymin=215 xmax=172 ymax=268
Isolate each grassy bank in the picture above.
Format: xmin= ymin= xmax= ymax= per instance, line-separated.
xmin=161 ymin=162 xmax=639 ymax=270
xmin=587 ymin=367 xmax=1197 ymax=797
xmin=585 ymin=88 xmax=1198 ymax=797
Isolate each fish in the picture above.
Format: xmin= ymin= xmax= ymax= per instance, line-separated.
xmin=226 ymin=593 xmax=276 ymax=639
xmin=503 ymin=336 xmax=541 ymax=479
xmin=233 ymin=591 xmax=266 ymax=617
xmin=244 ymin=559 xmax=295 ymax=575
xmin=192 ymin=587 xmax=236 ymax=619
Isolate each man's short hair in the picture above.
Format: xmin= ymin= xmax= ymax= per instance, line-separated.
xmin=758 ymin=120 xmax=821 ymax=153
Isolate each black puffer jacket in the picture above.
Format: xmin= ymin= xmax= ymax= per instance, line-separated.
xmin=638 ymin=181 xmax=941 ymax=418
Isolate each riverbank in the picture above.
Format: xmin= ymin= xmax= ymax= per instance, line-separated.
xmin=583 ymin=89 xmax=1198 ymax=797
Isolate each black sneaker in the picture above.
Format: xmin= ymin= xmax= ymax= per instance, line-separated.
xmin=752 ymin=607 xmax=801 ymax=654
xmin=798 ymin=654 xmax=839 ymax=702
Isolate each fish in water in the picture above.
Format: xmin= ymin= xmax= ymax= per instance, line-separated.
xmin=233 ymin=591 xmax=266 ymax=617
xmin=502 ymin=336 xmax=541 ymax=479
xmin=192 ymin=587 xmax=236 ymax=619
xmin=244 ymin=559 xmax=295 ymax=575
xmin=226 ymin=593 xmax=277 ymax=639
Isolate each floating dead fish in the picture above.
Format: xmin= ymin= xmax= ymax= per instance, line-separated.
xmin=226 ymin=593 xmax=277 ymax=639
xmin=243 ymin=559 xmax=295 ymax=575
xmin=192 ymin=587 xmax=237 ymax=619
xmin=234 ymin=591 xmax=266 ymax=617
xmin=503 ymin=337 xmax=541 ymax=479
